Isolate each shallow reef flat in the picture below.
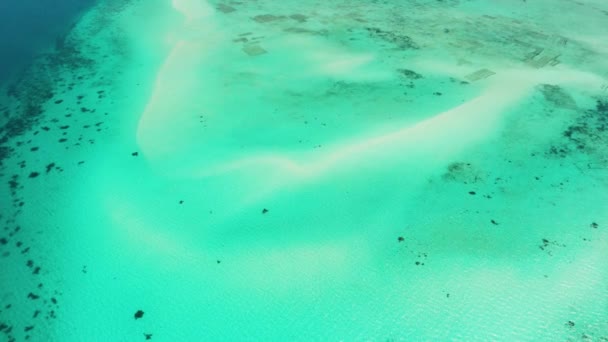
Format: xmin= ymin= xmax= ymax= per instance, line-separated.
xmin=0 ymin=0 xmax=607 ymax=341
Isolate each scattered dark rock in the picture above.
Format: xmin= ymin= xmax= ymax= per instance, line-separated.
xmin=217 ymin=4 xmax=236 ymax=13
xmin=397 ymin=69 xmax=423 ymax=79
xmin=566 ymin=320 xmax=575 ymax=328
xmin=27 ymin=293 xmax=39 ymax=300
xmin=442 ymin=162 xmax=482 ymax=184
xmin=365 ymin=27 xmax=419 ymax=50
xmin=289 ymin=14 xmax=307 ymax=22
xmin=253 ymin=14 xmax=285 ymax=23
xmin=597 ymin=99 xmax=608 ymax=113
xmin=539 ymin=238 xmax=565 ymax=255
xmin=217 ymin=260 xmax=221 ymax=264
xmin=590 ymin=222 xmax=599 ymax=228
xmin=144 ymin=333 xmax=153 ymax=340
xmin=179 ymin=200 xmax=184 ymax=205
xmin=548 ymin=97 xmax=608 ymax=161
xmin=28 ymin=172 xmax=40 ymax=178
xmin=262 ymin=208 xmax=269 ymax=214
xmin=468 ymin=191 xmax=476 ymax=195
xmin=54 ymin=99 xmax=63 ymax=104
xmin=132 ymin=152 xmax=138 ymax=157
xmin=397 ymin=236 xmax=404 ymax=242
xmin=539 ymin=84 xmax=577 ymax=109
xmin=490 ymin=219 xmax=499 ymax=225
xmin=45 ymin=163 xmax=55 ymax=173
xmin=134 ymin=310 xmax=144 ymax=320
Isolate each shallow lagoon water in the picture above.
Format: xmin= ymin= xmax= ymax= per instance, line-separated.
xmin=0 ymin=0 xmax=607 ymax=341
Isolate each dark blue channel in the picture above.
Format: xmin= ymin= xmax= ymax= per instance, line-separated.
xmin=0 ymin=0 xmax=96 ymax=81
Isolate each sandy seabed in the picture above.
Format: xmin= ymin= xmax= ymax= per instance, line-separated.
xmin=1 ymin=0 xmax=608 ymax=340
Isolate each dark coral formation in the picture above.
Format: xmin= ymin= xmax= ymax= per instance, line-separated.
xmin=546 ymin=98 xmax=608 ymax=164
xmin=365 ymin=27 xmax=420 ymax=50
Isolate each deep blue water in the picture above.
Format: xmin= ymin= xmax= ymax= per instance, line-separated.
xmin=0 ymin=0 xmax=96 ymax=81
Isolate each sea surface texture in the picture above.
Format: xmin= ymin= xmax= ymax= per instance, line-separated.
xmin=1 ymin=0 xmax=607 ymax=341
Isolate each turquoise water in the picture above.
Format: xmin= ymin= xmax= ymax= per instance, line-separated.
xmin=1 ymin=0 xmax=607 ymax=341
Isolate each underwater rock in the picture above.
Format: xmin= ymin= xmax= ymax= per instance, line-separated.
xmin=539 ymin=84 xmax=577 ymax=109
xmin=365 ymin=27 xmax=419 ymax=50
xmin=217 ymin=4 xmax=236 ymax=13
xmin=253 ymin=14 xmax=285 ymax=23
xmin=289 ymin=14 xmax=308 ymax=23
xmin=243 ymin=44 xmax=267 ymax=56
xmin=262 ymin=208 xmax=269 ymax=214
xmin=397 ymin=69 xmax=423 ymax=79
xmin=134 ymin=310 xmax=144 ymax=320
xmin=443 ymin=162 xmax=483 ymax=184
xmin=45 ymin=163 xmax=55 ymax=173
